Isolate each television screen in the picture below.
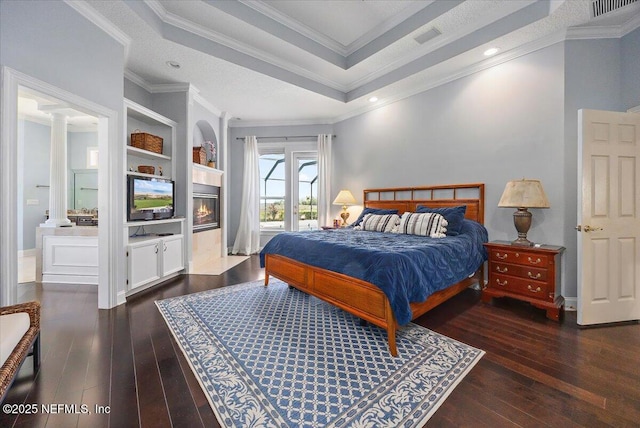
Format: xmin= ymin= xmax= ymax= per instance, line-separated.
xmin=128 ymin=176 xmax=174 ymax=221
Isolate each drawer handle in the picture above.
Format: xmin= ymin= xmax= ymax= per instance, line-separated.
xmin=527 ymin=285 xmax=542 ymax=293
xmin=496 ymin=278 xmax=508 ymax=286
xmin=527 ymin=271 xmax=541 ymax=279
xmin=528 ymin=257 xmax=542 ymax=265
xmin=496 ymin=252 xmax=508 ymax=260
xmin=496 ymin=266 xmax=508 ymax=273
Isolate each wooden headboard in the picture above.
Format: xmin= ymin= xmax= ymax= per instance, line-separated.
xmin=363 ymin=183 xmax=485 ymax=224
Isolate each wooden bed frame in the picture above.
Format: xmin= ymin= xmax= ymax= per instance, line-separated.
xmin=264 ymin=183 xmax=485 ymax=356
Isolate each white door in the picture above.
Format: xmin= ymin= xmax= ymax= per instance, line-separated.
xmin=161 ymin=235 xmax=184 ymax=276
xmin=577 ymin=109 xmax=640 ymax=325
xmin=128 ymin=240 xmax=160 ymax=290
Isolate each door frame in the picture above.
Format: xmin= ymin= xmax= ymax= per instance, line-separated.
xmin=1 ymin=66 xmax=121 ymax=309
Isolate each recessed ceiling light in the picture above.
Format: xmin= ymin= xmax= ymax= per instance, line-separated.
xmin=483 ymin=47 xmax=500 ymax=57
xmin=166 ymin=60 xmax=181 ymax=69
xmin=368 ymin=96 xmax=378 ymax=103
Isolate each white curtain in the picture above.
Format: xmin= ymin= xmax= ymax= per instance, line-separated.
xmin=317 ymin=134 xmax=332 ymax=228
xmin=232 ymin=136 xmax=261 ymax=255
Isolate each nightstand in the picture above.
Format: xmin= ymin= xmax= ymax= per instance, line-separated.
xmin=481 ymin=240 xmax=565 ymax=321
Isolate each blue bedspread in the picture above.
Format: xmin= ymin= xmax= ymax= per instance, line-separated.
xmin=260 ymin=219 xmax=488 ymax=325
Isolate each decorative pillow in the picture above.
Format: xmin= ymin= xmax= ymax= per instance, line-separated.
xmin=394 ymin=212 xmax=448 ymax=237
xmin=416 ymin=205 xmax=466 ymax=236
xmin=360 ymin=213 xmax=400 ymax=233
xmin=351 ymin=208 xmax=398 ymax=227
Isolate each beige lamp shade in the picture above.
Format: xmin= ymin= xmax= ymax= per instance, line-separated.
xmin=332 ymin=190 xmax=357 ymax=206
xmin=498 ymin=179 xmax=550 ymax=208
xmin=333 ymin=190 xmax=356 ymax=227
xmin=498 ymin=179 xmax=549 ymax=246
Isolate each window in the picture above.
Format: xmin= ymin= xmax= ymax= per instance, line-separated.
xmin=258 ymin=142 xmax=317 ymax=233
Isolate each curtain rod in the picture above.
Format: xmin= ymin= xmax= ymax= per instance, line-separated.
xmin=235 ymin=135 xmax=336 ymax=141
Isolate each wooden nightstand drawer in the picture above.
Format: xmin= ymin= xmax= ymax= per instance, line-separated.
xmin=482 ymin=241 xmax=565 ymax=321
xmin=492 ymin=263 xmax=548 ymax=282
xmin=489 ymin=273 xmax=550 ymax=298
xmin=490 ymin=249 xmax=549 ymax=267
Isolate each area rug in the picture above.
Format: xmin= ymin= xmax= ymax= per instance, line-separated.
xmin=156 ymin=279 xmax=484 ymax=427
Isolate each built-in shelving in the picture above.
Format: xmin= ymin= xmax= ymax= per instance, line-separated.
xmin=124 ymin=99 xmax=183 ymax=296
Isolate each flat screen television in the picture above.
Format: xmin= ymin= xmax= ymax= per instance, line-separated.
xmin=127 ymin=176 xmax=175 ymax=221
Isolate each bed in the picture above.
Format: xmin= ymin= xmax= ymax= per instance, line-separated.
xmin=261 ymin=183 xmax=487 ymax=356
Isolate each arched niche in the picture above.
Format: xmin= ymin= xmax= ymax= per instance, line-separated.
xmin=193 ymin=120 xmax=218 ymax=166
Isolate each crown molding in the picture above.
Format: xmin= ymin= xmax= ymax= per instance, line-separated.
xmin=149 ymin=83 xmax=191 ymax=93
xmin=228 ymin=118 xmax=334 ymax=128
xmin=147 ymin=0 xmax=346 ymax=92
xmin=241 ymin=0 xmax=345 ymax=55
xmin=124 ymin=69 xmax=153 ymax=93
xmin=64 ymin=0 xmax=131 ymax=59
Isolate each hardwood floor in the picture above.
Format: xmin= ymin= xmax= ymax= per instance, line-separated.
xmin=2 ymin=255 xmax=639 ymax=427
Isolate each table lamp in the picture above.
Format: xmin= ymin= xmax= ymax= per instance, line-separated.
xmin=332 ymin=190 xmax=356 ymax=227
xmin=498 ymin=179 xmax=550 ymax=246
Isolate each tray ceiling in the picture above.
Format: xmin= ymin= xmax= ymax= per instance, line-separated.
xmin=81 ymin=0 xmax=640 ymax=124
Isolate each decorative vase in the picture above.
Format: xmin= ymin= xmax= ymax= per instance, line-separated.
xmin=207 ymin=161 xmax=215 ymax=168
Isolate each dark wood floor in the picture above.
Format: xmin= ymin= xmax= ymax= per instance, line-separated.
xmin=2 ymin=255 xmax=639 ymax=427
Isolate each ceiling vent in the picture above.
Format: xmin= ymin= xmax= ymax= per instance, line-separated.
xmin=414 ymin=28 xmax=442 ymax=45
xmin=591 ymin=0 xmax=638 ymax=18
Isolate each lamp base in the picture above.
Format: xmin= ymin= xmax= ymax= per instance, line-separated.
xmin=511 ymin=237 xmax=534 ymax=246
xmin=340 ymin=209 xmax=350 ymax=227
xmin=511 ymin=207 xmax=534 ymax=246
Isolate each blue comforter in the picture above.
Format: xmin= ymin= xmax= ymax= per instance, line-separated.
xmin=260 ymin=219 xmax=488 ymax=325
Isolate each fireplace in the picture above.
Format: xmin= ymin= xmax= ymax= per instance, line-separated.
xmin=193 ymin=183 xmax=220 ymax=232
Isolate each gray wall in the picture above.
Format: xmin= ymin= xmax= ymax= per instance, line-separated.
xmin=333 ymin=43 xmax=567 ymax=288
xmin=18 ymin=121 xmax=51 ymax=251
xmin=621 ymin=27 xmax=640 ymax=111
xmin=563 ymin=37 xmax=624 ymax=300
xmin=1 ymin=0 xmax=125 ymax=295
xmin=228 ymin=37 xmax=638 ymax=302
xmin=0 ymin=1 xmax=124 ymax=113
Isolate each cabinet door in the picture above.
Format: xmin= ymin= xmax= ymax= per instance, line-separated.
xmin=128 ymin=240 xmax=161 ymax=290
xmin=161 ymin=236 xmax=184 ymax=276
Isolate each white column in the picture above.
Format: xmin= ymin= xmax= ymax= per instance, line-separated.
xmin=42 ymin=112 xmax=71 ymax=227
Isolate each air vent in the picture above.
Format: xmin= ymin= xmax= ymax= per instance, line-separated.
xmin=414 ymin=28 xmax=442 ymax=45
xmin=591 ymin=0 xmax=638 ymax=18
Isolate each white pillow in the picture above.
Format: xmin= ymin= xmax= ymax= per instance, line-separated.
xmin=360 ymin=213 xmax=400 ymax=233
xmin=394 ymin=212 xmax=448 ymax=237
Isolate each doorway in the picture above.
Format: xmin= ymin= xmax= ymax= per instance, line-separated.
xmin=17 ymin=89 xmax=100 ymax=285
xmin=1 ymin=67 xmax=120 ymax=308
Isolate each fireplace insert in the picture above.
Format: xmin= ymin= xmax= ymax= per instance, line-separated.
xmin=193 ymin=183 xmax=220 ymax=232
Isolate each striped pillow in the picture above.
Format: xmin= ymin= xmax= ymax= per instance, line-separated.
xmin=395 ymin=212 xmax=448 ymax=237
xmin=360 ymin=213 xmax=400 ymax=233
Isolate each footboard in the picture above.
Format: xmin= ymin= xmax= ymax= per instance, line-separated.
xmin=264 ymin=253 xmax=399 ymax=356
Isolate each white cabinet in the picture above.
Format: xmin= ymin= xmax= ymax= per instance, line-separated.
xmin=128 ymin=239 xmax=161 ymax=290
xmin=161 ymin=235 xmax=184 ymax=276
xmin=127 ymin=234 xmax=184 ymax=292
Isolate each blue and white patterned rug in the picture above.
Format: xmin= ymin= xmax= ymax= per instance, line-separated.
xmin=156 ymin=279 xmax=484 ymax=427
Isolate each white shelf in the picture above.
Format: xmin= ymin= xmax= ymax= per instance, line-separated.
xmin=127 ymin=171 xmax=171 ymax=180
xmin=125 ymin=218 xmax=184 ymax=227
xmin=127 ymin=146 xmax=171 ymax=161
xmin=193 ymin=163 xmax=223 ymax=175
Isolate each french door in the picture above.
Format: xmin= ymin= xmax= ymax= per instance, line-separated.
xmin=258 ymin=142 xmax=317 ymax=234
